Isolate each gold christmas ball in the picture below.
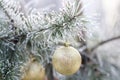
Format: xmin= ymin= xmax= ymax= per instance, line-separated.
xmin=52 ymin=46 xmax=82 ymax=75
xmin=22 ymin=58 xmax=45 ymax=80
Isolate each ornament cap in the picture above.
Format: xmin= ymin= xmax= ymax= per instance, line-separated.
xmin=64 ymin=42 xmax=70 ymax=47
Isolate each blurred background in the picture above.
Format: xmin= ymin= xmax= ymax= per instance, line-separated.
xmin=19 ymin=0 xmax=120 ymax=80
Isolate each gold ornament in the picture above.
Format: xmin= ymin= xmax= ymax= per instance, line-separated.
xmin=52 ymin=45 xmax=82 ymax=75
xmin=21 ymin=58 xmax=45 ymax=80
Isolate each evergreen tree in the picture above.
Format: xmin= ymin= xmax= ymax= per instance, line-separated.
xmin=1 ymin=0 xmax=119 ymax=80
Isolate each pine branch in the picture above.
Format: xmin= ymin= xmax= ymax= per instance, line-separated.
xmin=38 ymin=15 xmax=77 ymax=32
xmin=0 ymin=0 xmax=86 ymax=80
xmin=0 ymin=0 xmax=32 ymax=32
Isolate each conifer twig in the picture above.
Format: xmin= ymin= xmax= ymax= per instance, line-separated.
xmin=91 ymin=35 xmax=120 ymax=52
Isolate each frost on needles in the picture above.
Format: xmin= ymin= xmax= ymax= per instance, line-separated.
xmin=0 ymin=0 xmax=86 ymax=80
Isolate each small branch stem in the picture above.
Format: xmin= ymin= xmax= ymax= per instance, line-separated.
xmin=91 ymin=35 xmax=120 ymax=52
xmin=45 ymin=63 xmax=54 ymax=80
xmin=37 ymin=15 xmax=78 ymax=33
